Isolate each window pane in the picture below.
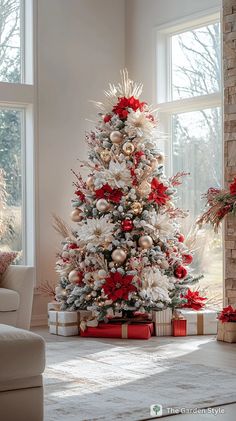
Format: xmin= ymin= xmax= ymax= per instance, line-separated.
xmin=172 ymin=107 xmax=222 ymax=306
xmin=171 ymin=22 xmax=221 ymax=100
xmin=0 ymin=0 xmax=22 ymax=83
xmin=0 ymin=108 xmax=23 ymax=263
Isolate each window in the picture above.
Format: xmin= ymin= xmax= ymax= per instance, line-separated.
xmin=156 ymin=11 xmax=222 ymax=306
xmin=0 ymin=0 xmax=34 ymax=266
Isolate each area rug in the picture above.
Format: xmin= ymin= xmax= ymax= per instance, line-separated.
xmin=44 ymin=336 xmax=236 ymax=421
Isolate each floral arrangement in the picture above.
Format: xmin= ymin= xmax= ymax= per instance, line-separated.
xmin=218 ymin=305 xmax=236 ymax=323
xmin=54 ymin=70 xmax=202 ymax=322
xmin=197 ymin=177 xmax=236 ymax=231
xmin=180 ymin=288 xmax=207 ymax=311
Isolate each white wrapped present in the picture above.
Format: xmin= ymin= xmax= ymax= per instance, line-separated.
xmin=179 ymin=309 xmax=218 ymax=335
xmin=49 ymin=311 xmax=80 ymax=336
xmin=48 ymin=301 xmax=61 ymax=312
xmin=152 ymin=308 xmax=172 ymax=336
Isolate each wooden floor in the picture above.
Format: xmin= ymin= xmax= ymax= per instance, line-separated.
xmin=34 ymin=327 xmax=236 ymax=421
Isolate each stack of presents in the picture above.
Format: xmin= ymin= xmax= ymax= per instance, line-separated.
xmin=48 ymin=302 xmax=236 ymax=342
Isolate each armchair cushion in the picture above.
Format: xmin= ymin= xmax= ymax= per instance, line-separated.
xmin=0 ymin=289 xmax=20 ymax=312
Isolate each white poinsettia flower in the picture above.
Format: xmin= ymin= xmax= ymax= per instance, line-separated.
xmin=140 ymin=267 xmax=174 ymax=303
xmin=103 ymin=160 xmax=131 ymax=188
xmin=78 ymin=217 xmax=115 ymax=249
xmin=125 ymin=109 xmax=154 ymax=138
xmin=145 ymin=211 xmax=176 ymax=241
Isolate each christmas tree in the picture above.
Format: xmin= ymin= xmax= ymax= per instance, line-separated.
xmin=55 ymin=70 xmax=200 ymax=322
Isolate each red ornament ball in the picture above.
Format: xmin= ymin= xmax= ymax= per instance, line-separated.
xmin=182 ymin=254 xmax=193 ymax=265
xmin=178 ymin=233 xmax=185 ymax=243
xmin=174 ymin=265 xmax=187 ymax=279
xmin=121 ymin=219 xmax=134 ymax=232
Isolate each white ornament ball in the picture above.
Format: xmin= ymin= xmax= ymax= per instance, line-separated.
xmin=138 ymin=235 xmax=153 ymax=249
xmin=71 ymin=209 xmax=82 ymax=222
xmin=68 ymin=270 xmax=81 ymax=284
xmin=160 ymin=260 xmax=169 ymax=270
xmin=111 ymin=248 xmax=127 ymax=264
xmin=122 ymin=142 xmax=135 ymax=155
xmin=110 ymin=131 xmax=123 ymax=144
xmin=96 ymin=198 xmax=110 ymax=212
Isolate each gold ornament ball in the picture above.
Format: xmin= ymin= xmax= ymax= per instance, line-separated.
xmin=138 ymin=235 xmax=153 ymax=249
xmin=111 ymin=248 xmax=127 ymax=264
xmin=110 ymin=131 xmax=123 ymax=144
xmin=131 ymin=202 xmax=143 ymax=215
xmin=96 ymin=198 xmax=110 ymax=212
xmin=87 ymin=176 xmax=94 ymax=190
xmin=122 ymin=142 xmax=135 ymax=155
xmin=156 ymin=153 xmax=165 ymax=164
xmin=68 ymin=270 xmax=81 ymax=283
xmin=100 ymin=149 xmax=111 ymax=163
xmin=71 ymin=209 xmax=82 ymax=222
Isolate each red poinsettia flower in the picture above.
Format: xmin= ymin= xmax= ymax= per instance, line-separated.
xmin=103 ymin=272 xmax=137 ymax=302
xmin=148 ymin=178 xmax=170 ymax=205
xmin=218 ymin=305 xmax=236 ymax=323
xmin=75 ymin=190 xmax=85 ymax=201
xmin=95 ymin=184 xmax=123 ymax=203
xmin=103 ymin=114 xmax=112 ymax=123
xmin=181 ymin=288 xmax=207 ymax=311
xmin=230 ymin=177 xmax=236 ymax=195
xmin=112 ymin=96 xmax=146 ymax=120
xmin=174 ymin=265 xmax=188 ymax=279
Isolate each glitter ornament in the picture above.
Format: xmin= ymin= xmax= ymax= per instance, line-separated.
xmin=110 ymin=131 xmax=123 ymax=144
xmin=111 ymin=248 xmax=127 ymax=263
xmin=131 ymin=202 xmax=143 ymax=215
xmin=96 ymin=198 xmax=110 ymax=212
xmin=71 ymin=209 xmax=82 ymax=222
xmin=100 ymin=149 xmax=111 ymax=163
xmin=138 ymin=235 xmax=153 ymax=249
xmin=121 ymin=219 xmax=134 ymax=232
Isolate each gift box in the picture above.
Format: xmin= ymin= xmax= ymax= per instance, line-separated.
xmin=48 ymin=301 xmax=61 ymax=312
xmin=80 ymin=322 xmax=154 ymax=339
xmin=49 ymin=310 xmax=80 ymax=336
xmin=179 ymin=309 xmax=218 ymax=335
xmin=172 ymin=319 xmax=187 ymax=336
xmin=217 ymin=321 xmax=236 ymax=343
xmin=152 ymin=309 xmax=172 ymax=336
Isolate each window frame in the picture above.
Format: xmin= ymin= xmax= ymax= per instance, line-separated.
xmin=0 ymin=0 xmax=36 ymax=268
xmin=155 ymin=8 xmax=223 ymax=176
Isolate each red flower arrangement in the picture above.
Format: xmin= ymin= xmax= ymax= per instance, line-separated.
xmin=148 ymin=178 xmax=170 ymax=205
xmin=181 ymin=288 xmax=207 ymax=311
xmin=103 ymin=272 xmax=137 ymax=301
xmin=198 ymin=177 xmax=236 ymax=231
xmin=112 ymin=96 xmax=146 ymax=120
xmin=218 ymin=305 xmax=236 ymax=323
xmin=95 ymin=184 xmax=123 ymax=203
xmin=75 ymin=190 xmax=85 ymax=201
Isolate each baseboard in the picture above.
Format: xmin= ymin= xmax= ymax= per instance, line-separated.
xmin=31 ymin=313 xmax=48 ymax=327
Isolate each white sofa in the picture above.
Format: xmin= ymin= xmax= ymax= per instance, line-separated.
xmin=0 ymin=324 xmax=45 ymax=421
xmin=0 ymin=266 xmax=34 ymax=330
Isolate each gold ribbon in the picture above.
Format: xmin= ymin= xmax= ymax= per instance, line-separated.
xmin=121 ymin=323 xmax=128 ymax=339
xmin=197 ymin=313 xmax=204 ymax=335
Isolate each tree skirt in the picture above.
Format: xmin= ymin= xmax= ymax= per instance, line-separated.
xmin=44 ymin=336 xmax=236 ymax=420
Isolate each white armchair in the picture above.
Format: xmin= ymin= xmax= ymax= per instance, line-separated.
xmin=0 ymin=266 xmax=34 ymax=330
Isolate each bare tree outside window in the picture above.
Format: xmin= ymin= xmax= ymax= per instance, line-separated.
xmin=170 ymin=22 xmax=222 ymax=305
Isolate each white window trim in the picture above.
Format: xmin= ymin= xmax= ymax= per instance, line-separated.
xmin=154 ymin=7 xmax=222 ymax=176
xmin=0 ymin=0 xmax=36 ymax=272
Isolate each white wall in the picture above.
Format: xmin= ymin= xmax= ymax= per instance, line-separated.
xmin=125 ymin=0 xmax=222 ymax=103
xmin=32 ymin=0 xmax=125 ymax=325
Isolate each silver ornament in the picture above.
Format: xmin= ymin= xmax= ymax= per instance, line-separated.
xmin=96 ymin=198 xmax=110 ymax=212
xmin=110 ymin=131 xmax=123 ymax=144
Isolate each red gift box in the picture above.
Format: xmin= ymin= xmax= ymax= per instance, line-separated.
xmin=172 ymin=319 xmax=187 ymax=336
xmin=80 ymin=322 xmax=154 ymax=339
